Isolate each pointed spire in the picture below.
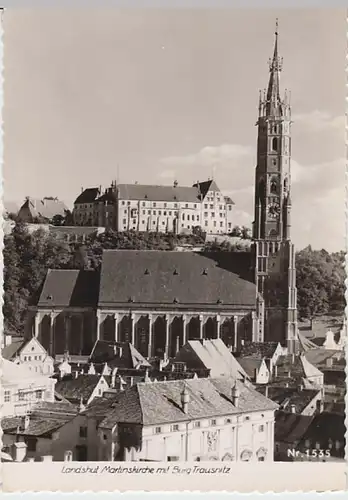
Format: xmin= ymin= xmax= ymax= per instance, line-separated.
xmin=266 ymin=18 xmax=283 ymax=116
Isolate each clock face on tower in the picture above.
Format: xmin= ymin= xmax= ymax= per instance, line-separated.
xmin=267 ymin=202 xmax=280 ymax=219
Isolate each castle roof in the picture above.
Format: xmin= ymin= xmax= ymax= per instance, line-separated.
xmin=74 ymin=187 xmax=100 ymax=204
xmin=19 ymin=197 xmax=68 ymax=221
xmin=116 ymin=183 xmax=200 ymax=203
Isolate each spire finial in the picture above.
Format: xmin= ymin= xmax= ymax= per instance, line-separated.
xmin=275 ymin=17 xmax=279 ymax=36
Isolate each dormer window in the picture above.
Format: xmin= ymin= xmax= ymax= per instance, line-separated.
xmin=217 ymin=299 xmax=223 ymax=304
xmin=202 ymin=269 xmax=208 ymax=275
xmin=173 ymin=269 xmax=179 ymax=275
xmin=144 ymin=268 xmax=150 ymax=275
xmin=173 ymin=297 xmax=179 ymax=304
xmin=47 ymin=295 xmax=53 ymax=300
xmin=128 ymin=297 xmax=134 ymax=303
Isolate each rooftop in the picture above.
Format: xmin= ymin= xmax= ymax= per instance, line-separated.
xmin=89 ymin=340 xmax=151 ymax=370
xmin=19 ymin=197 xmax=68 ymax=220
xmin=257 ymin=386 xmax=319 ymax=413
xmin=74 ymin=187 xmax=101 ymax=204
xmin=98 ymin=376 xmax=278 ymax=429
xmin=275 ymin=411 xmax=314 ymax=444
xmin=37 ymin=269 xmax=100 ymax=308
xmin=116 ymin=183 xmax=201 ymax=203
xmin=172 ymin=338 xmax=249 ymax=379
xmin=239 ymin=341 xmax=280 ymax=359
xmin=99 ymin=250 xmax=256 ymax=309
xmin=55 ymin=374 xmax=108 ymax=403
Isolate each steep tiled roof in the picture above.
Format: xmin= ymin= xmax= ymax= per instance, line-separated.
xmin=2 ymin=338 xmax=26 ymax=360
xmin=2 ymin=402 xmax=78 ymax=437
xmin=193 ymin=180 xmax=221 ymax=198
xmin=117 ymin=184 xmax=200 ymax=203
xmin=301 ymin=412 xmax=345 ymax=443
xmin=74 ymin=188 xmax=100 ymax=204
xmin=275 ymin=411 xmax=314 ymax=443
xmin=55 ymin=375 xmax=108 ymax=403
xmin=99 ymin=377 xmax=278 ymax=429
xmin=99 ymin=250 xmax=257 ymax=309
xmin=19 ymin=197 xmax=68 ymax=220
xmin=238 ymin=357 xmax=264 ymax=378
xmin=37 ymin=269 xmax=99 ymax=308
xmin=89 ymin=340 xmax=151 ymax=369
xmin=173 ymin=339 xmax=249 ymax=379
xmin=257 ymin=386 xmax=319 ymax=414
xmin=240 ymin=342 xmax=279 ymax=359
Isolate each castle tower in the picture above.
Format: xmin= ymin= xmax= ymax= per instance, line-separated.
xmin=252 ymin=21 xmax=298 ymax=353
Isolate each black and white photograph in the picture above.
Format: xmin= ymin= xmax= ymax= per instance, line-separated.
xmin=0 ymin=7 xmax=346 ymax=491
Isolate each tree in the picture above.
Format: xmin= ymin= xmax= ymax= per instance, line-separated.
xmin=295 ymin=247 xmax=344 ymax=327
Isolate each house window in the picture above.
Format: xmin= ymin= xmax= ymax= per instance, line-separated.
xmin=123 ymin=219 xmax=126 ymax=224
xmin=213 ymin=221 xmax=216 ymax=227
xmin=155 ymin=427 xmax=162 ymax=434
xmin=174 ymin=203 xmax=178 ymax=208
xmin=194 ymin=421 xmax=201 ymax=428
xmin=164 ymin=211 xmax=167 ymax=216
xmin=259 ymin=425 xmax=264 ymax=432
xmin=127 ymin=201 xmax=130 ymax=206
xmin=182 ymin=214 xmax=185 ymax=220
xmin=211 ymin=213 xmax=215 ymax=218
xmin=18 ymin=391 xmax=25 ymax=401
xmin=171 ymin=424 xmax=179 ymax=432
xmin=244 ymin=416 xmax=250 ymax=422
xmin=153 ymin=202 xmax=157 ymax=207
xmin=79 ymin=426 xmax=88 ymax=438
xmin=210 ymin=419 xmax=217 ymax=426
xmin=26 ymin=438 xmax=37 ymax=452
xmin=228 ymin=205 xmax=232 ymax=211
xmin=196 ymin=215 xmax=199 ymax=221
xmin=220 ymin=222 xmax=223 ymax=227
xmin=23 ymin=356 xmax=27 ymax=361
xmin=153 ymin=210 xmax=156 ymax=215
xmin=258 ymin=456 xmax=265 ymax=462
xmin=4 ymin=390 xmax=10 ymax=402
xmin=35 ymin=390 xmax=43 ymax=400
xmin=148 ymin=210 xmax=151 ymax=215
xmin=187 ymin=214 xmax=190 ymax=221
xmin=210 ymin=204 xmax=214 ymax=209
xmin=169 ymin=211 xmax=172 ymax=215
xmin=272 ymin=137 xmax=278 ymax=151
xmin=185 ymin=204 xmax=188 ymax=208
xmin=124 ymin=209 xmax=127 ymax=214
xmin=228 ymin=223 xmax=232 ymax=228
xmin=204 ymin=204 xmax=208 ymax=209
xmin=122 ymin=201 xmax=125 ymax=205
xmin=225 ymin=418 xmax=232 ymax=424
xmin=164 ymin=203 xmax=167 ymax=208
xmin=204 ymin=212 xmax=208 ymax=217
xmin=142 ymin=210 xmax=145 ymax=215
xmin=204 ymin=221 xmax=208 ymax=226
xmin=103 ymin=433 xmax=108 ymax=441
xmin=142 ymin=202 xmax=145 ymax=206
xmin=158 ymin=210 xmax=162 ymax=215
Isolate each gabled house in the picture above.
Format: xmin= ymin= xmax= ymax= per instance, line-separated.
xmin=238 ymin=357 xmax=270 ymax=385
xmin=17 ymin=197 xmax=68 ymax=223
xmin=55 ymin=375 xmax=110 ymax=406
xmin=2 ymin=337 xmax=54 ymax=376
xmin=168 ymin=338 xmax=249 ymax=379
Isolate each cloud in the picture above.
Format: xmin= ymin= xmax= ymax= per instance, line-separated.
xmin=160 ymin=143 xmax=253 ymax=168
xmin=292 ymin=110 xmax=344 ymax=133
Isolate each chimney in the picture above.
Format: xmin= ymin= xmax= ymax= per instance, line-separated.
xmin=88 ymin=363 xmax=96 ymax=375
xmin=290 ymin=404 xmax=296 ymax=414
xmin=24 ymin=415 xmax=30 ymax=431
xmin=181 ymin=384 xmax=190 ymax=414
xmin=173 ymin=180 xmax=178 ymax=188
xmin=4 ymin=334 xmax=12 ymax=347
xmin=79 ymin=397 xmax=85 ymax=412
xmin=231 ymin=383 xmax=240 ymax=407
xmin=111 ymin=368 xmax=117 ymax=388
xmin=326 ymin=357 xmax=333 ymax=368
xmin=13 ymin=442 xmax=27 ymax=462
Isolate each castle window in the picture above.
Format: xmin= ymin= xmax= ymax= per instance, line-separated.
xmin=272 ymin=137 xmax=278 ymax=151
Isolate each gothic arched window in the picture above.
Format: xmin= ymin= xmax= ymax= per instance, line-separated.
xmin=272 ymin=137 xmax=278 ymax=151
xmin=284 ymin=178 xmax=288 ymax=193
xmin=270 ymin=178 xmax=278 ymax=194
xmin=269 ymin=229 xmax=278 ymax=240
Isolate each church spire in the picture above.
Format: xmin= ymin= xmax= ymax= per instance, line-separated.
xmin=265 ymin=19 xmax=283 ymax=117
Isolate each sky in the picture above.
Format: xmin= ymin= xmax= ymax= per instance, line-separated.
xmin=3 ymin=9 xmax=346 ymax=252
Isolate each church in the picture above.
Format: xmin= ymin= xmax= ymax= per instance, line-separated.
xmin=25 ymin=25 xmax=298 ymax=358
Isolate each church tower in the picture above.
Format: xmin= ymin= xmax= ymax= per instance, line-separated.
xmin=252 ymin=21 xmax=298 ymax=353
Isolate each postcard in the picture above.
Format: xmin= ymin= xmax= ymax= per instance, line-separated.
xmin=1 ymin=7 xmax=346 ymax=492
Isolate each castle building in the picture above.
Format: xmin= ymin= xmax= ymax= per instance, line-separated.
xmin=252 ymin=22 xmax=298 ymax=353
xmin=73 ymin=180 xmax=234 ymax=235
